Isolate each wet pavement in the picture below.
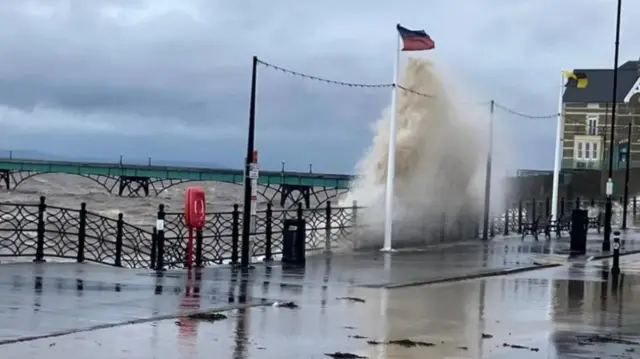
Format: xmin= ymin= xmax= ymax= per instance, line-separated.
xmin=1 ymin=234 xmax=640 ymax=358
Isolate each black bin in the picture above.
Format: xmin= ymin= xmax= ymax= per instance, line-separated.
xmin=282 ymin=219 xmax=306 ymax=265
xmin=570 ymin=209 xmax=588 ymax=256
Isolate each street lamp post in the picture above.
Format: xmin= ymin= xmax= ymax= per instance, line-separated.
xmin=604 ymin=0 xmax=623 ymax=251
xmin=241 ymin=56 xmax=258 ymax=268
xmin=481 ymin=100 xmax=495 ymax=241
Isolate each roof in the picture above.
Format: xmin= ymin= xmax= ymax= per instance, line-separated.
xmin=562 ymin=60 xmax=639 ymax=103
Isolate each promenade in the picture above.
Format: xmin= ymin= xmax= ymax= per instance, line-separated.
xmin=0 ymin=233 xmax=639 ymax=358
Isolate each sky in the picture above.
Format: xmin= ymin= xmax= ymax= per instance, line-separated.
xmin=0 ymin=0 xmax=639 ymax=174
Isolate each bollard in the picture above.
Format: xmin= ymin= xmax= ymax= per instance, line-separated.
xmin=612 ymin=230 xmax=621 ymax=276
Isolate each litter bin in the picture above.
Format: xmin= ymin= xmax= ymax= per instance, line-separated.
xmin=282 ymin=219 xmax=306 ymax=265
xmin=570 ymin=209 xmax=588 ymax=256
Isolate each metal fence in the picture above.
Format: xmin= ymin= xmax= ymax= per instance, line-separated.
xmin=4 ymin=195 xmax=621 ymax=269
xmin=486 ymin=196 xmax=637 ymax=236
xmin=0 ymin=196 xmax=360 ymax=270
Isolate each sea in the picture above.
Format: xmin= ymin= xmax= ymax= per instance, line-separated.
xmin=0 ymin=174 xmax=254 ymax=227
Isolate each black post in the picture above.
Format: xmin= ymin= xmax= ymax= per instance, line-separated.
xmin=482 ymin=100 xmax=495 ymax=241
xmin=76 ymin=202 xmax=87 ymax=263
xmin=604 ymin=0 xmax=623 ymax=251
xmin=325 ymin=201 xmax=332 ymax=252
xmin=34 ymin=196 xmax=46 ymax=263
xmin=545 ymin=197 xmax=550 ymax=217
xmin=195 ymin=229 xmax=203 ymax=267
xmin=503 ymin=200 xmax=509 ymax=236
xmin=241 ymin=55 xmax=258 ymax=268
xmin=150 ymin=227 xmax=157 ymax=270
xmin=265 ymin=202 xmax=273 ymax=261
xmin=115 ymin=213 xmax=124 ymax=267
xmin=622 ymin=123 xmax=632 ymax=229
xmin=156 ymin=204 xmax=166 ymax=271
xmin=231 ymin=204 xmax=240 ymax=264
xmin=612 ymin=230 xmax=621 ymax=276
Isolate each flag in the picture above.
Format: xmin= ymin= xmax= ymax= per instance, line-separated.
xmin=397 ymin=24 xmax=435 ymax=51
xmin=562 ymin=70 xmax=588 ymax=88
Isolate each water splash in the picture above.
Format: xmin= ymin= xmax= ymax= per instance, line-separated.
xmin=340 ymin=57 xmax=504 ymax=247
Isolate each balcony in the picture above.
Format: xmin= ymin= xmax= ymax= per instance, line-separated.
xmin=562 ymin=159 xmax=640 ymax=171
xmin=561 ymin=159 xmax=602 ymax=170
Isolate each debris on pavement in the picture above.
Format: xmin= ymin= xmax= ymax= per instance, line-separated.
xmin=576 ymin=335 xmax=640 ymax=346
xmin=348 ymin=335 xmax=367 ymax=339
xmin=367 ymin=339 xmax=436 ymax=348
xmin=324 ymin=352 xmax=367 ymax=358
xmin=502 ymin=343 xmax=540 ymax=351
xmin=187 ymin=312 xmax=228 ymax=322
xmin=336 ymin=296 xmax=366 ymax=303
xmin=272 ymin=301 xmax=299 ymax=309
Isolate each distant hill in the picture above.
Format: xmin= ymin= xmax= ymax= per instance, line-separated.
xmin=0 ymin=149 xmax=230 ymax=169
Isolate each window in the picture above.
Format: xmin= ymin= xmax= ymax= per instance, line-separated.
xmin=586 ymin=115 xmax=598 ymax=135
xmin=575 ymin=140 xmax=599 ymax=160
xmin=587 ymin=103 xmax=600 ymax=109
xmin=577 ymin=142 xmax=583 ymax=159
xmin=584 ymin=143 xmax=591 ymax=159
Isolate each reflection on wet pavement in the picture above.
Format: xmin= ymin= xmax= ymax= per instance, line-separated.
xmin=2 ymin=261 xmax=640 ymax=358
xmin=2 ymin=238 xmax=640 ymax=358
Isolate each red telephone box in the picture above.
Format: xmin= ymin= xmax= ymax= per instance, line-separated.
xmin=184 ymin=187 xmax=206 ymax=268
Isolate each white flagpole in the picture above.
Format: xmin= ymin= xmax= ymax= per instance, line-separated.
xmin=382 ymin=30 xmax=401 ymax=252
xmin=550 ymin=72 xmax=565 ymax=221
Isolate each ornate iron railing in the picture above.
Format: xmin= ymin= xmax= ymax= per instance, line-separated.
xmin=0 ymin=196 xmax=362 ymax=270
xmin=486 ymin=196 xmax=637 ymax=236
xmin=159 ymin=202 xmax=359 ymax=268
xmin=0 ymin=197 xmax=155 ymax=268
xmin=4 ymin=195 xmax=625 ymax=269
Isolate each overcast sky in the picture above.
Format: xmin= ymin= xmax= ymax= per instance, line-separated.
xmin=0 ymin=0 xmax=639 ymax=173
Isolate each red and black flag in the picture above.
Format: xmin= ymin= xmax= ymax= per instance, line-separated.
xmin=397 ymin=24 xmax=435 ymax=51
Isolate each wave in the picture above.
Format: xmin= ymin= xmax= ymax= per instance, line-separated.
xmin=340 ymin=57 xmax=502 ymax=247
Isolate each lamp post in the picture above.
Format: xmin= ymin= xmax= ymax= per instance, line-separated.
xmin=604 ymin=0 xmax=623 ymax=251
xmin=241 ymin=56 xmax=258 ymax=268
xmin=481 ymin=100 xmax=495 ymax=241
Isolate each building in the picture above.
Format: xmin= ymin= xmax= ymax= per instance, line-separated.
xmin=562 ymin=60 xmax=640 ymax=170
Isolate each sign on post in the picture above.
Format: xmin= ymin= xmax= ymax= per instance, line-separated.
xmin=249 ymin=163 xmax=259 ymax=179
xmin=184 ymin=187 xmax=206 ymax=268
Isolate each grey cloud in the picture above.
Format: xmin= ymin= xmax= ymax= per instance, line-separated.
xmin=0 ymin=0 xmax=639 ymax=172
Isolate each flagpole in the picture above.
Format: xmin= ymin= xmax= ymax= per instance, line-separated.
xmin=550 ymin=72 xmax=565 ymax=222
xmin=382 ymin=29 xmax=401 ymax=252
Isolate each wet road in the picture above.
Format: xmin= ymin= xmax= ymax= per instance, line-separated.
xmin=1 ymin=235 xmax=640 ymax=358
